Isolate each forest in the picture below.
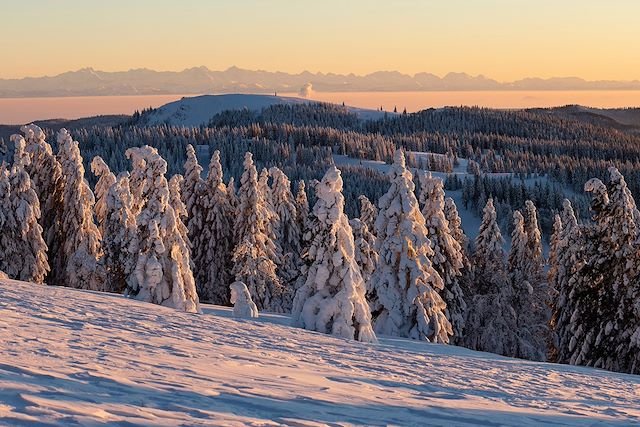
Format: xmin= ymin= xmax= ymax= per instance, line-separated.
xmin=0 ymin=102 xmax=639 ymax=375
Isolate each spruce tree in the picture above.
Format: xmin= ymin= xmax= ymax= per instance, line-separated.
xmin=20 ymin=124 xmax=63 ymax=285
xmin=291 ymin=166 xmax=377 ymax=343
xmin=232 ymin=153 xmax=283 ymax=312
xmin=198 ymin=150 xmax=235 ymax=304
xmin=270 ymin=167 xmax=301 ymax=310
xmin=0 ymin=136 xmax=49 ymax=284
xmin=358 ymin=194 xmax=378 ymax=235
xmin=102 ymin=173 xmax=138 ymax=293
xmin=419 ymin=172 xmax=467 ymax=340
xmin=126 ymin=146 xmax=201 ymax=313
xmin=57 ymin=129 xmax=105 ymax=291
xmin=349 ymin=218 xmax=378 ymax=296
xmin=369 ymin=150 xmax=451 ymax=343
xmin=550 ymin=199 xmax=583 ymax=364
xmin=168 ymin=174 xmax=190 ymax=252
xmin=295 ymin=180 xmax=309 ymax=233
xmin=508 ymin=210 xmax=546 ymax=361
xmin=182 ymin=145 xmax=204 ymax=259
xmin=462 ymin=198 xmax=519 ymax=356
xmin=91 ymin=156 xmax=116 ymax=235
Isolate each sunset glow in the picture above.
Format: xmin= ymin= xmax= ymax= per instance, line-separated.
xmin=3 ymin=0 xmax=639 ymax=81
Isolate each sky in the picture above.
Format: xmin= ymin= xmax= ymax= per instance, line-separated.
xmin=1 ymin=0 xmax=639 ymax=81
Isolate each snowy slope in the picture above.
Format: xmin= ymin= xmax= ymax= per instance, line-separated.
xmin=142 ymin=94 xmax=388 ymax=127
xmin=1 ymin=279 xmax=639 ymax=426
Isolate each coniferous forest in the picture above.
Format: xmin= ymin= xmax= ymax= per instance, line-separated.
xmin=1 ymin=103 xmax=639 ymax=375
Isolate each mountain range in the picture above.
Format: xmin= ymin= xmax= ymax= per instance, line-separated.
xmin=2 ymin=67 xmax=640 ymax=98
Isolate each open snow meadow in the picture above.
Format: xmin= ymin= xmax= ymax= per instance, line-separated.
xmin=1 ymin=279 xmax=639 ymax=426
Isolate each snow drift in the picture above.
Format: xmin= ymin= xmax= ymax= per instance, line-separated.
xmin=0 ymin=279 xmax=639 ymax=426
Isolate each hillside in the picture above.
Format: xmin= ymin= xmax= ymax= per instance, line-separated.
xmin=1 ymin=279 xmax=638 ymax=426
xmin=139 ymin=94 xmax=388 ymax=126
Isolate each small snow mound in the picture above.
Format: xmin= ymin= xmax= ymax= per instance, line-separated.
xmin=230 ymin=281 xmax=259 ymax=319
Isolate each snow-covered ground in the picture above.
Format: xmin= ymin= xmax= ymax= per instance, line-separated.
xmin=1 ymin=279 xmax=639 ymax=426
xmin=143 ymin=94 xmax=389 ymax=127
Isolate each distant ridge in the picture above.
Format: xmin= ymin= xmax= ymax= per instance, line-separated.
xmin=140 ymin=94 xmax=389 ymax=127
xmin=1 ymin=66 xmax=640 ymax=98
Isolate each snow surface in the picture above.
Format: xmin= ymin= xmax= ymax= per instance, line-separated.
xmin=143 ymin=94 xmax=389 ymax=127
xmin=1 ymin=279 xmax=639 ymax=426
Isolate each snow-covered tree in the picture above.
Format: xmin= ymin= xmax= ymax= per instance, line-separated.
xmin=462 ymin=198 xmax=519 ymax=356
xmin=197 ymin=150 xmax=235 ymax=304
xmin=20 ymin=124 xmax=63 ymax=284
xmin=91 ymin=156 xmax=116 ymax=234
xmin=125 ymin=146 xmax=200 ymax=313
xmin=182 ymin=145 xmax=204 ymax=258
xmin=444 ymin=197 xmax=469 ymax=256
xmin=295 ymin=180 xmax=309 ymax=232
xmin=291 ymin=166 xmax=377 ymax=343
xmin=349 ymin=218 xmax=378 ymax=295
xmin=369 ymin=150 xmax=451 ymax=343
xmin=358 ymin=194 xmax=377 ymax=235
xmin=102 ymin=172 xmax=138 ymax=293
xmin=419 ymin=172 xmax=466 ymax=340
xmin=270 ymin=167 xmax=301 ymax=257
xmin=0 ymin=136 xmax=49 ymax=284
xmin=125 ymin=148 xmax=147 ymax=216
xmin=522 ymin=201 xmax=549 ymax=335
xmin=508 ymin=210 xmax=546 ymax=361
xmin=230 ymin=281 xmax=259 ymax=319
xmin=227 ymin=176 xmax=238 ymax=209
xmin=548 ymin=214 xmax=562 ymax=295
xmin=605 ymin=168 xmax=640 ymax=373
xmin=573 ymin=169 xmax=640 ymax=372
xmin=232 ymin=152 xmax=283 ymax=311
xmin=269 ymin=167 xmax=302 ymax=309
xmin=550 ymin=199 xmax=583 ymax=364
xmin=57 ymin=129 xmax=105 ymax=290
xmin=169 ymin=174 xmax=190 ymax=252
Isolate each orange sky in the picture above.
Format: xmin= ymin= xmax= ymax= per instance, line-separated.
xmin=2 ymin=0 xmax=639 ymax=81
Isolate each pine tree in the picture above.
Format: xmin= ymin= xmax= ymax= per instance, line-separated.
xmin=419 ymin=172 xmax=466 ymax=340
xmin=125 ymin=146 xmax=201 ymax=313
xmin=462 ymin=198 xmax=519 ymax=356
xmin=232 ymin=153 xmax=283 ymax=312
xmin=57 ymin=129 xmax=105 ymax=291
xmin=20 ymin=124 xmax=63 ymax=285
xmin=369 ymin=150 xmax=451 ymax=343
xmin=358 ymin=194 xmax=378 ymax=235
xmin=91 ymin=156 xmax=116 ymax=235
xmin=291 ymin=166 xmax=377 ymax=343
xmin=102 ymin=173 xmax=138 ymax=293
xmin=198 ymin=150 xmax=235 ymax=304
xmin=0 ymin=136 xmax=49 ymax=283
